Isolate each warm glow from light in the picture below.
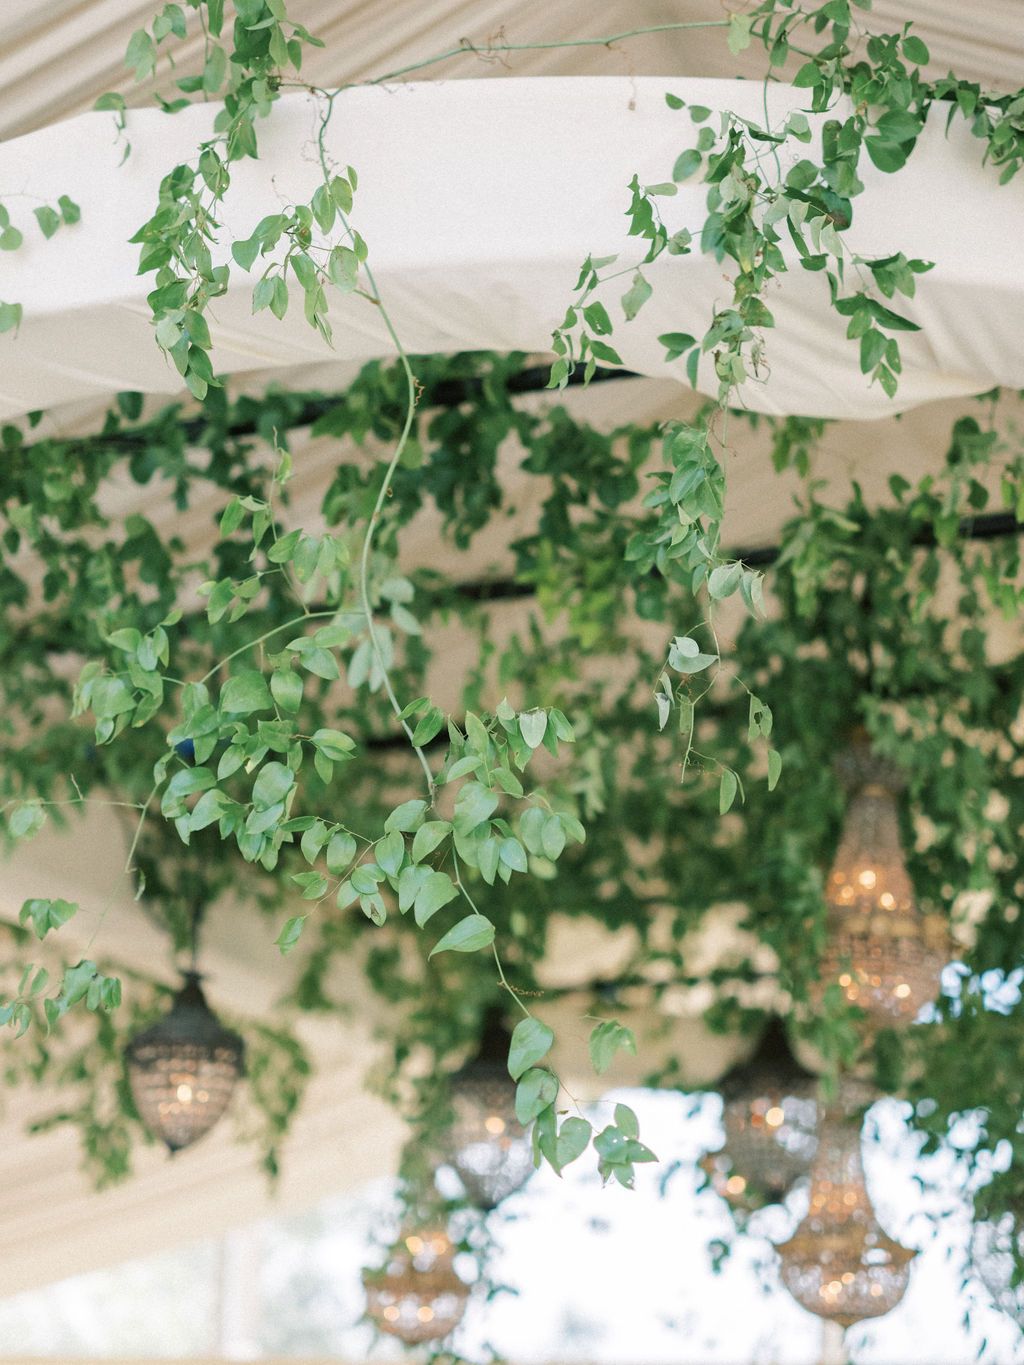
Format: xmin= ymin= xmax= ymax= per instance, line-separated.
xmin=894 ymin=983 xmax=912 ymax=999
xmin=879 ymin=892 xmax=896 ymax=909
xmin=484 ymin=1114 xmax=507 ymax=1135
xmin=765 ymin=1106 xmax=785 ymax=1128
xmin=405 ymin=1235 xmax=424 ymax=1255
xmin=725 ymin=1175 xmax=747 ymax=1195
xmin=176 ymin=1083 xmax=193 ymax=1104
xmin=870 ymin=1283 xmax=884 ymax=1297
xmin=858 ymin=868 xmax=878 ymax=889
xmin=417 ymin=1306 xmax=435 ymax=1323
xmin=383 ymin=1306 xmax=400 ymax=1322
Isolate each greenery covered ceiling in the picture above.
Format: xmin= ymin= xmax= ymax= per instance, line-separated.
xmin=1 ymin=0 xmax=1024 ymax=1292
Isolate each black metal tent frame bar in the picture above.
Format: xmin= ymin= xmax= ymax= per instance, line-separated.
xmin=32 ymin=361 xmax=1024 ymax=590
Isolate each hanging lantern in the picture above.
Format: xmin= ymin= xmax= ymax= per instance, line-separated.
xmin=816 ymin=738 xmax=948 ymax=1030
xmin=363 ymin=1223 xmax=471 ymax=1345
xmin=700 ymin=1017 xmax=819 ymax=1215
xmin=775 ymin=1104 xmax=916 ymax=1327
xmin=438 ymin=1009 xmax=534 ymax=1211
xmin=969 ymin=1210 xmax=1024 ymax=1324
xmin=125 ymin=972 xmax=245 ymax=1153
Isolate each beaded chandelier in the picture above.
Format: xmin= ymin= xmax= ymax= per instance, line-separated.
xmin=363 ymin=1223 xmax=471 ymax=1345
xmin=700 ymin=1017 xmax=818 ymax=1215
xmin=815 ymin=739 xmax=948 ymax=1030
xmin=125 ymin=972 xmax=245 ymax=1153
xmin=439 ymin=1010 xmax=534 ymax=1211
xmin=776 ymin=1104 xmax=916 ymax=1327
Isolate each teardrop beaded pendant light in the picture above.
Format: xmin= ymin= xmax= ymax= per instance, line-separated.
xmin=700 ymin=1017 xmax=819 ymax=1215
xmin=816 ymin=736 xmax=949 ymax=1030
xmin=125 ymin=971 xmax=245 ymax=1152
xmin=776 ymin=1102 xmax=916 ymax=1327
xmin=438 ymin=1008 xmax=534 ymax=1211
xmin=362 ymin=1221 xmax=471 ymax=1345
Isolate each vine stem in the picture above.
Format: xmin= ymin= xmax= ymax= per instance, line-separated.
xmin=346 ymin=22 xmax=731 ymax=87
xmin=84 ymin=782 xmax=159 ymax=953
xmin=196 ymin=608 xmax=338 ymax=687
xmin=449 ymin=849 xmax=532 ymax=1021
xmin=313 ymin=93 xmax=436 ymax=803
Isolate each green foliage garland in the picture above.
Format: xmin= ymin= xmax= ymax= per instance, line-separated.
xmin=0 ymin=0 xmax=1021 ymax=1262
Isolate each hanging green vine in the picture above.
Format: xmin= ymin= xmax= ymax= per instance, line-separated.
xmin=0 ymin=0 xmax=1022 ymax=1227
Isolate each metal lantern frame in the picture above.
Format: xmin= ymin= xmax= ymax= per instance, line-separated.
xmin=701 ymin=1016 xmax=819 ymax=1215
xmin=125 ymin=971 xmax=245 ymax=1153
xmin=438 ymin=1009 xmax=534 ymax=1211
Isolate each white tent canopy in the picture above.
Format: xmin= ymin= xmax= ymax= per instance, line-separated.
xmin=3 ymin=78 xmax=1024 ymax=425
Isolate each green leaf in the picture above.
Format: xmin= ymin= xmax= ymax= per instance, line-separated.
xmin=311 ymin=727 xmax=355 ymax=760
xmin=478 ymin=836 xmax=501 ymax=885
xmin=672 ymin=149 xmax=703 ymax=182
xmin=0 ymin=302 xmax=23 ymax=334
xmin=453 ymin=781 xmax=499 ymax=835
xmin=508 ymin=1017 xmax=554 ymax=1079
xmin=20 ymin=897 xmax=77 ymax=940
xmin=414 ymin=870 xmax=459 ymax=926
xmin=615 ymin=1102 xmax=640 ymax=1138
xmin=384 ymin=799 xmax=427 ymax=833
xmin=555 ymin=1116 xmax=592 ymax=1170
xmin=519 ymin=710 xmax=548 ymax=749
xmin=325 ymin=830 xmax=357 ymax=874
xmin=499 ymin=836 xmax=528 ymax=873
xmin=411 ymin=820 xmax=450 ymax=862
xmin=589 ymin=1019 xmax=637 ymax=1075
xmin=707 ymin=561 xmax=743 ymax=600
xmin=668 ymin=636 xmax=718 ymax=674
xmin=621 ymin=272 xmax=653 ymax=322
xmin=515 ymin=1067 xmax=559 ymax=1124
xmin=719 ymin=767 xmax=738 ymax=814
xmin=727 ymin=12 xmax=753 ymax=53
xmin=375 ymin=828 xmax=405 ymax=877
xmin=541 ymin=814 xmax=566 ymax=861
xmin=901 ymin=34 xmax=930 ymax=65
xmin=33 ymin=206 xmax=61 ymax=239
xmin=9 ymin=802 xmax=46 ymax=839
xmin=221 ymin=670 xmax=272 ymax=713
xmin=411 ymin=706 xmax=445 ymax=745
xmin=252 ymin=761 xmax=294 ymax=810
xmin=269 ymin=668 xmax=302 ymax=714
xmin=188 ymin=787 xmax=233 ymax=831
xmin=429 ymin=912 xmax=495 ymax=957
xmin=275 ymin=915 xmax=306 ymax=955
xmin=767 ymin=748 xmax=783 ymax=791
xmin=397 ymin=863 xmax=431 ymax=913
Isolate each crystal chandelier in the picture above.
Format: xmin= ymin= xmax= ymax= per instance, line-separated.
xmin=362 ymin=1223 xmax=471 ymax=1345
xmin=438 ymin=1009 xmax=534 ymax=1210
xmin=125 ymin=972 xmax=245 ymax=1152
xmin=775 ymin=1103 xmax=916 ymax=1327
xmin=700 ymin=1017 xmax=818 ymax=1215
xmin=816 ymin=738 xmax=948 ymax=1030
